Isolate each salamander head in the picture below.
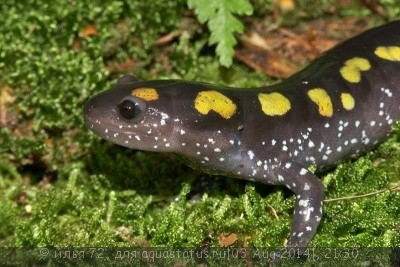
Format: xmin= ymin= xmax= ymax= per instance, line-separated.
xmin=84 ymin=75 xmax=180 ymax=152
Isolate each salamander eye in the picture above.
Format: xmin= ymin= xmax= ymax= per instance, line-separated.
xmin=117 ymin=96 xmax=146 ymax=120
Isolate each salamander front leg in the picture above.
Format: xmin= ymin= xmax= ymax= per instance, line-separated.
xmin=272 ymin=162 xmax=324 ymax=260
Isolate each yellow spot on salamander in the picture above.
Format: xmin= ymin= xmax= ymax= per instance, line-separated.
xmin=340 ymin=92 xmax=355 ymax=110
xmin=194 ymin=90 xmax=236 ymax=119
xmin=375 ymin=46 xmax=400 ymax=61
xmin=308 ymin=88 xmax=333 ymax=117
xmin=258 ymin=92 xmax=291 ymax=116
xmin=340 ymin=57 xmax=371 ymax=83
xmin=131 ymin=88 xmax=159 ymax=101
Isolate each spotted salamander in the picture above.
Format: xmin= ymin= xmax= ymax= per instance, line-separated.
xmin=84 ymin=21 xmax=400 ymax=252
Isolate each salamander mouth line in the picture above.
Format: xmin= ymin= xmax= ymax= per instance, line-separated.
xmin=89 ymin=123 xmax=154 ymax=140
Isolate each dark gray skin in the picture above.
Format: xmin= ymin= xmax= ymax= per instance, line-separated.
xmin=84 ymin=21 xmax=400 ymax=260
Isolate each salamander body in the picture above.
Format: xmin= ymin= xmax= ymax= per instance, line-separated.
xmin=84 ymin=21 xmax=400 ymax=251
